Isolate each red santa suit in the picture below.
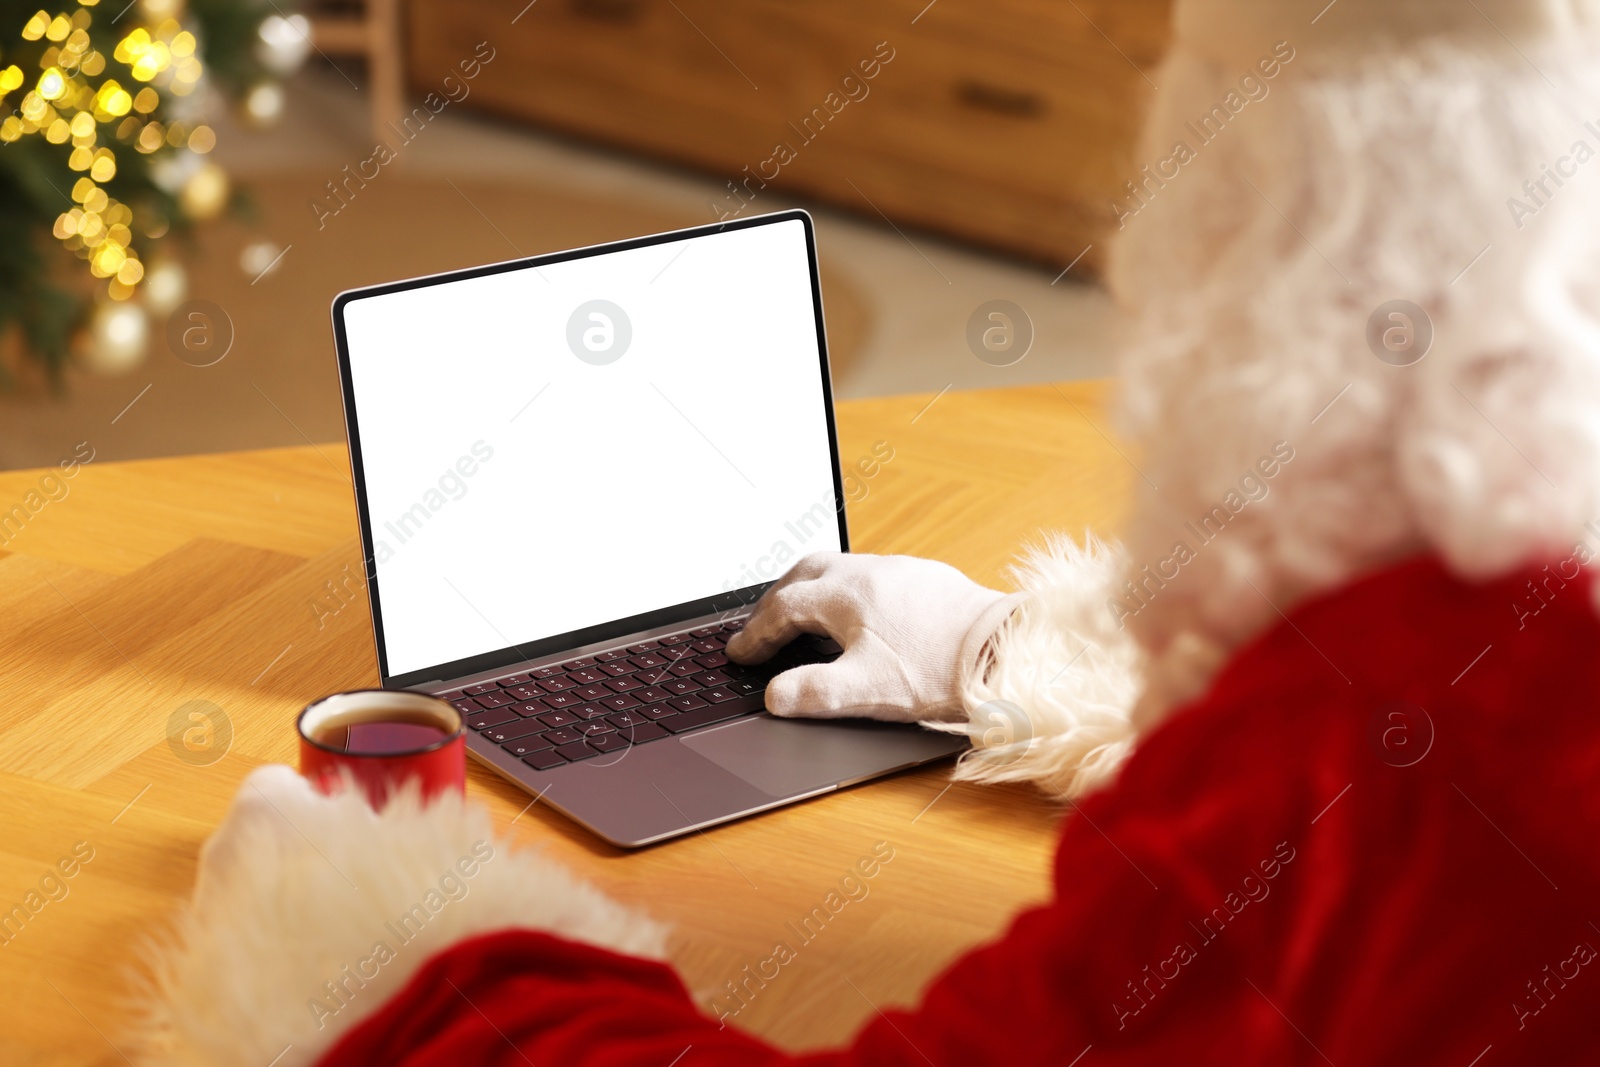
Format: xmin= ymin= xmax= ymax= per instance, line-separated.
xmin=304 ymin=555 xmax=1600 ymax=1065
xmin=133 ymin=1 xmax=1600 ymax=1063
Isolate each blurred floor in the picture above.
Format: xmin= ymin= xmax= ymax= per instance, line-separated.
xmin=0 ymin=68 xmax=1117 ymax=471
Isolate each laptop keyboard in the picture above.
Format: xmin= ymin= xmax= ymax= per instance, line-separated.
xmin=440 ymin=620 xmax=842 ymax=772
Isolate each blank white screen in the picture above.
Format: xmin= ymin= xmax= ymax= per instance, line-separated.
xmin=341 ymin=218 xmax=842 ymax=677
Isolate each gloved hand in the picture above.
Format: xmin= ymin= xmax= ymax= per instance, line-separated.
xmin=725 ymin=552 xmax=1023 ymax=722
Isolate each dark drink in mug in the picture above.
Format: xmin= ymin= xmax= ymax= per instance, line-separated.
xmin=297 ymin=690 xmax=465 ymax=806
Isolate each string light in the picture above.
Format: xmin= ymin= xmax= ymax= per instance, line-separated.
xmin=243 ymin=81 xmax=284 ymax=125
xmin=1 ymin=1 xmax=303 ymax=375
xmin=36 ymin=65 xmax=66 ymax=99
xmin=0 ymin=6 xmax=226 ymax=303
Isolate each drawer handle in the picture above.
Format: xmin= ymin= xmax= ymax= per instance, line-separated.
xmin=955 ymin=80 xmax=1046 ymax=118
xmin=570 ymin=0 xmax=644 ymax=22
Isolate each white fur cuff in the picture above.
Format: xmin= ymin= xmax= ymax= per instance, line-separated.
xmin=131 ymin=766 xmax=667 ymax=1067
xmin=943 ymin=534 xmax=1144 ymax=800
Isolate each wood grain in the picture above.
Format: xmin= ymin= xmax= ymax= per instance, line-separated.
xmin=406 ymin=0 xmax=1171 ymax=269
xmin=0 ymin=380 xmax=1129 ymax=1063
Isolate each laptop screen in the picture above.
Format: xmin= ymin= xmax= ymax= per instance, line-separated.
xmin=335 ymin=213 xmax=845 ymax=682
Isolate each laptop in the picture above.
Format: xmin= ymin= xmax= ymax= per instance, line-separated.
xmin=330 ymin=209 xmax=966 ymax=847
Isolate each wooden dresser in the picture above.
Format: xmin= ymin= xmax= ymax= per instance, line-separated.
xmin=405 ymin=0 xmax=1172 ymax=271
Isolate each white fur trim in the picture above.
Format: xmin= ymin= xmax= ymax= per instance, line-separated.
xmin=130 ymin=765 xmax=667 ymax=1067
xmin=1102 ymin=35 xmax=1600 ymax=716
xmin=1174 ymin=0 xmax=1600 ymax=67
xmin=953 ymin=17 xmax=1600 ymax=803
xmin=946 ymin=534 xmax=1145 ymax=799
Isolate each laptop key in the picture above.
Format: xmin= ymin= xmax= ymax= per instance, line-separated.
xmin=593 ymin=722 xmax=668 ymax=751
xmin=539 ymin=692 xmax=582 ymax=710
xmin=690 ymin=626 xmax=720 ymax=638
xmin=659 ymin=631 xmax=694 ymax=646
xmin=545 ymin=727 xmax=584 ymax=745
xmin=538 ymin=711 xmax=579 ymax=728
xmin=556 ymin=739 xmax=597 ymax=761
xmin=503 ymin=685 xmax=540 ymax=701
xmin=695 ymin=652 xmax=729 ymax=668
xmin=595 ymin=649 xmax=630 ymax=663
xmin=623 ymin=722 xmax=669 ymax=743
xmin=662 ymin=677 xmax=702 ymax=696
xmin=475 ymin=690 xmax=515 ymax=708
xmin=578 ymin=720 xmax=614 ymax=736
xmin=605 ymin=676 xmax=643 ymax=693
xmin=721 ymin=619 xmax=745 ymax=632
xmin=450 ymin=697 xmax=483 ymax=714
xmin=659 ymin=644 xmax=695 ymax=661
xmin=499 ymin=672 xmax=534 ymax=686
xmin=573 ymin=684 xmax=611 ymax=700
xmin=700 ymin=687 xmax=738 ymax=704
xmin=630 ymin=653 xmax=667 ymax=669
xmin=690 ymin=639 xmax=720 ymax=654
xmin=667 ymin=694 xmax=708 ymax=712
xmin=507 ymin=701 xmax=546 ymax=717
xmin=567 ymin=668 xmax=607 ymax=685
xmin=606 ymin=710 xmax=650 ymax=729
xmin=633 ymin=685 xmax=670 ymax=704
xmin=532 ymin=665 xmax=566 ymax=680
xmin=504 ymin=736 xmax=555 ymax=757
xmin=660 ymin=696 xmax=764 ymax=734
xmin=537 ymin=676 xmax=579 ymax=692
xmin=523 ymin=749 xmax=568 ymax=771
xmin=597 ymin=693 xmax=641 ymax=712
xmin=626 ymin=641 xmax=659 ymax=654
xmin=668 ymin=661 xmax=701 ymax=677
xmin=729 ymin=679 xmax=766 ymax=696
xmin=570 ymin=702 xmax=611 ymax=720
xmin=463 ymin=683 xmax=499 ymax=696
xmin=638 ymin=703 xmax=679 ymax=720
xmin=465 ymin=709 xmax=518 ymax=730
xmin=563 ymin=657 xmax=596 ymax=670
xmin=587 ymin=732 xmax=630 ymax=753
xmin=485 ymin=719 xmax=547 ymax=744
xmin=599 ymin=662 xmax=632 ymax=676
xmin=693 ymin=670 xmax=731 ymax=687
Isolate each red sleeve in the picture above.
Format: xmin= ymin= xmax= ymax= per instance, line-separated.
xmin=311 ymin=798 xmax=1263 ymax=1067
xmin=313 ymin=557 xmax=1600 ymax=1066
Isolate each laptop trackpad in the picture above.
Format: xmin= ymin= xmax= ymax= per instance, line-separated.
xmin=680 ymin=715 xmax=956 ymax=799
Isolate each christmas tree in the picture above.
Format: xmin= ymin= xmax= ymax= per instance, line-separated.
xmin=0 ymin=0 xmax=305 ymax=386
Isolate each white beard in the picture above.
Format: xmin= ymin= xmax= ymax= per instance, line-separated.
xmin=960 ymin=17 xmax=1600 ymax=796
xmin=1115 ymin=31 xmax=1600 ymax=687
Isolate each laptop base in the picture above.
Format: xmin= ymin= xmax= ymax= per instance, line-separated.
xmin=467 ymin=715 xmax=967 ymax=847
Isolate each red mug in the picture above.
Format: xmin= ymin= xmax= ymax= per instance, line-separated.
xmin=297 ymin=690 xmax=465 ymax=808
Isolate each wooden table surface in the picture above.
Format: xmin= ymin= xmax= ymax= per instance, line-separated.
xmin=0 ymin=380 xmax=1130 ymax=1066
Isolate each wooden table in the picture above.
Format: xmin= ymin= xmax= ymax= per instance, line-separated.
xmin=0 ymin=380 xmax=1130 ymax=1066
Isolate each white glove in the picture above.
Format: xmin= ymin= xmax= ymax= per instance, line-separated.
xmin=725 ymin=552 xmax=1023 ymax=722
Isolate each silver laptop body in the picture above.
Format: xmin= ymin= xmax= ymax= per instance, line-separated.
xmin=331 ymin=210 xmax=964 ymax=846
